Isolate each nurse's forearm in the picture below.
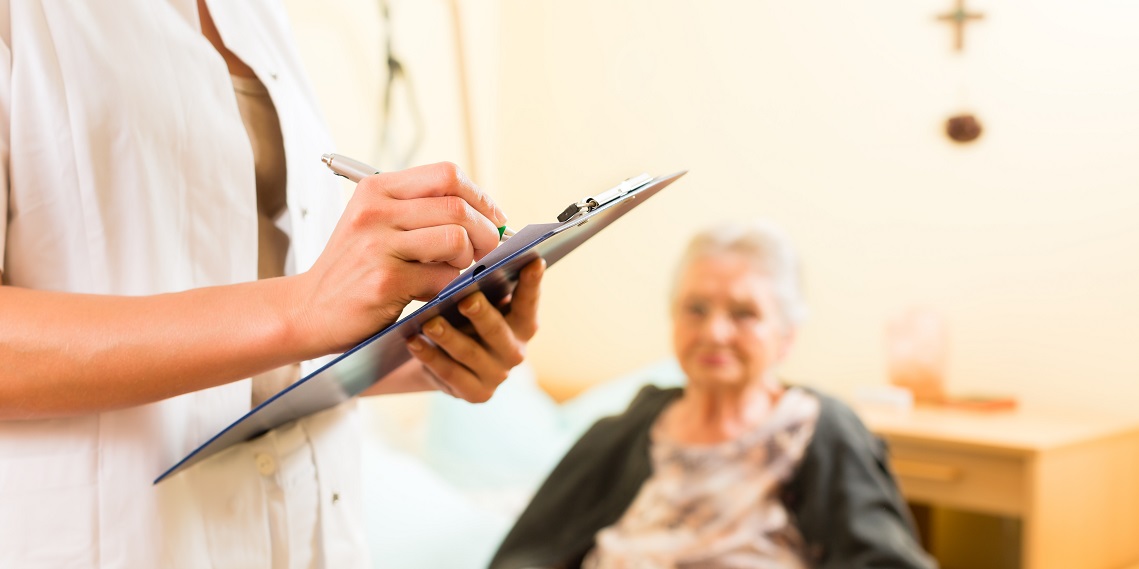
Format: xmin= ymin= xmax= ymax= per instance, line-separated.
xmin=0 ymin=277 xmax=319 ymax=420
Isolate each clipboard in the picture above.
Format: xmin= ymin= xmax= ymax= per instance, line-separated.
xmin=155 ymin=170 xmax=686 ymax=483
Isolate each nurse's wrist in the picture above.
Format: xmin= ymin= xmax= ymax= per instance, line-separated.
xmin=271 ymin=274 xmax=329 ymax=360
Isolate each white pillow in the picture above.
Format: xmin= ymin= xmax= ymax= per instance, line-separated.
xmin=557 ymin=358 xmax=687 ymax=439
xmin=362 ymin=435 xmax=511 ymax=569
xmin=421 ymin=364 xmax=574 ymax=500
xmin=420 ymin=359 xmax=687 ymax=497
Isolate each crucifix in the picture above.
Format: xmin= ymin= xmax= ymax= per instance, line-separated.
xmin=936 ymin=0 xmax=984 ymax=52
xmin=936 ymin=0 xmax=986 ymax=142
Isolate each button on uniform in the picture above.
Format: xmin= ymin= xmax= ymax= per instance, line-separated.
xmin=255 ymin=452 xmax=277 ymax=476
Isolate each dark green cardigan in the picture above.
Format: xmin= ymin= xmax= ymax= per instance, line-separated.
xmin=489 ymin=385 xmax=937 ymax=569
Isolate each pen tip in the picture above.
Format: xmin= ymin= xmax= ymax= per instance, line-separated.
xmin=320 ymin=153 xmax=333 ymax=166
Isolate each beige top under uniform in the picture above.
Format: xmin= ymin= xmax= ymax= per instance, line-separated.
xmin=231 ymin=73 xmax=322 ymax=569
xmin=231 ymin=73 xmax=301 ymax=406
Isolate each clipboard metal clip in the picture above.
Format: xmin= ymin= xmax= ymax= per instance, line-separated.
xmin=557 ymin=173 xmax=653 ymax=223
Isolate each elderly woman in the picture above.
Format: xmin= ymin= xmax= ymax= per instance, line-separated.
xmin=489 ymin=221 xmax=935 ymax=569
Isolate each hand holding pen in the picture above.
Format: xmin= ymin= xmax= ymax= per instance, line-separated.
xmin=322 ymin=153 xmax=514 ymax=241
xmin=305 ymin=154 xmax=542 ymax=404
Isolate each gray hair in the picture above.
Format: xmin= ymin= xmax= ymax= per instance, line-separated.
xmin=671 ymin=220 xmax=807 ymax=328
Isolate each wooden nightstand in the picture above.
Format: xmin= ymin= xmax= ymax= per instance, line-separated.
xmin=857 ymin=405 xmax=1139 ymax=569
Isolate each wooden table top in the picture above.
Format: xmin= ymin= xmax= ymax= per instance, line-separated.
xmin=855 ymin=403 xmax=1139 ymax=455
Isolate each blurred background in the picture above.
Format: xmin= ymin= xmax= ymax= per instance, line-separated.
xmin=282 ymin=1 xmax=1139 ymax=568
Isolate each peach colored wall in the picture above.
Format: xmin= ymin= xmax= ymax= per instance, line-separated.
xmin=288 ymin=1 xmax=1139 ymax=413
xmin=488 ymin=0 xmax=1139 ymax=411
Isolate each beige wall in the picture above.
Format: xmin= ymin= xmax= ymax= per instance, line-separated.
xmin=287 ymin=1 xmax=1139 ymax=414
xmin=488 ymin=0 xmax=1139 ymax=412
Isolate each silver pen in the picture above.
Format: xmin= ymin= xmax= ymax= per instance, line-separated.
xmin=321 ymin=153 xmax=380 ymax=183
xmin=320 ymin=153 xmax=515 ymax=241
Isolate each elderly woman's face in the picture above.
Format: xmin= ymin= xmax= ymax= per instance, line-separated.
xmin=672 ymin=253 xmax=793 ymax=388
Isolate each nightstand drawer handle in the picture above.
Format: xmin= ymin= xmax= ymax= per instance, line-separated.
xmin=892 ymin=459 xmax=963 ymax=483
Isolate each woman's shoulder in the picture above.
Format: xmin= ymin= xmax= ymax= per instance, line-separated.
xmin=794 ymin=386 xmax=884 ymax=457
xmin=628 ymin=384 xmax=684 ymax=411
xmin=584 ymin=384 xmax=683 ymax=437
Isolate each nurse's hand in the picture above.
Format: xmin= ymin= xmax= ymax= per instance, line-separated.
xmin=405 ymin=258 xmax=545 ymax=403
xmin=292 ymin=162 xmax=506 ymax=356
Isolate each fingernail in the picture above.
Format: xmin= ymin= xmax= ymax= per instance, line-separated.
xmin=528 ymin=259 xmax=546 ymax=281
xmin=407 ymin=337 xmax=424 ymax=352
xmin=425 ymin=320 xmax=444 ymax=338
xmin=461 ymin=297 xmax=482 ymax=315
xmin=493 ymin=205 xmax=507 ymax=227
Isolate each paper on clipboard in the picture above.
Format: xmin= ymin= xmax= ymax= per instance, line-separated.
xmin=155 ymin=170 xmax=686 ymax=483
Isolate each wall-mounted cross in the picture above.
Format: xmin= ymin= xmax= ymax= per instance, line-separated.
xmin=936 ymin=0 xmax=984 ymax=52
